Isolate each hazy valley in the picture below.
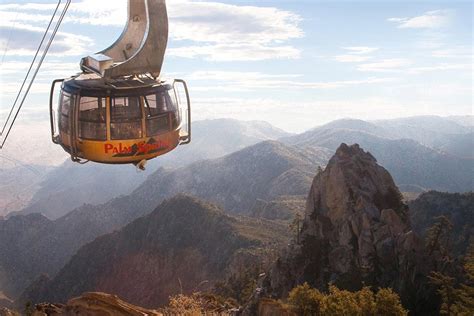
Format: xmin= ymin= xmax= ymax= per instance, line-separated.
xmin=0 ymin=115 xmax=472 ymax=315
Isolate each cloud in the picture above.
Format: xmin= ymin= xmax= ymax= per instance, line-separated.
xmin=357 ymin=59 xmax=412 ymax=72
xmin=334 ymin=46 xmax=378 ymax=63
xmin=388 ymin=10 xmax=452 ymax=29
xmin=167 ymin=0 xmax=303 ymax=61
xmin=0 ymin=60 xmax=80 ymax=77
xmin=342 ymin=47 xmax=379 ymax=55
xmin=186 ymin=70 xmax=394 ymax=90
xmin=168 ymin=1 xmax=302 ymax=44
xmin=1 ymin=0 xmax=303 ymax=61
xmin=334 ymin=55 xmax=372 ymax=63
xmin=407 ymin=63 xmax=471 ymax=74
xmin=431 ymin=47 xmax=472 ymax=59
xmin=356 ymin=58 xmax=470 ymax=75
xmin=0 ymin=23 xmax=94 ymax=57
xmin=167 ymin=43 xmax=300 ymax=61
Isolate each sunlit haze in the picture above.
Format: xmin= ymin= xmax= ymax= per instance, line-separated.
xmin=0 ymin=0 xmax=472 ymax=166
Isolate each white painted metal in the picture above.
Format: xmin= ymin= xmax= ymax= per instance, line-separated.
xmin=81 ymin=0 xmax=168 ymax=79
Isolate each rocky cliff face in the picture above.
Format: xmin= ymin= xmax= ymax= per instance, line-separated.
xmin=265 ymin=144 xmax=425 ymax=309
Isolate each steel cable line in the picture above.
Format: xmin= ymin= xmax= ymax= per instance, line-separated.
xmin=0 ymin=0 xmax=71 ymax=149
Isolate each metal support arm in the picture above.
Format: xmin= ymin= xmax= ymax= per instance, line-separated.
xmin=81 ymin=0 xmax=168 ymax=79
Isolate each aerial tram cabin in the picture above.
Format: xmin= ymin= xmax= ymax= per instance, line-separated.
xmin=50 ymin=74 xmax=190 ymax=165
xmin=39 ymin=0 xmax=190 ymax=168
xmin=0 ymin=0 xmax=190 ymax=168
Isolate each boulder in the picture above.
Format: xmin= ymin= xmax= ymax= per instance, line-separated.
xmin=32 ymin=292 xmax=163 ymax=316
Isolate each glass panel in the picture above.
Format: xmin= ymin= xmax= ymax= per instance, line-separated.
xmin=144 ymin=89 xmax=181 ymax=135
xmin=60 ymin=92 xmax=70 ymax=116
xmin=59 ymin=114 xmax=69 ymax=133
xmin=167 ymin=90 xmax=178 ymax=112
xmin=58 ymin=92 xmax=71 ymax=133
xmin=111 ymin=122 xmax=142 ymax=140
xmin=110 ymin=97 xmax=142 ymax=140
xmin=144 ymin=93 xmax=168 ymax=116
xmin=79 ymin=97 xmax=105 ymax=122
xmin=79 ymin=121 xmax=107 ymax=140
xmin=78 ymin=97 xmax=106 ymax=140
xmin=111 ymin=97 xmax=141 ymax=122
xmin=167 ymin=90 xmax=180 ymax=129
xmin=146 ymin=114 xmax=170 ymax=137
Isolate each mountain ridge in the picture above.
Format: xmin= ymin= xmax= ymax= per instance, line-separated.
xmin=19 ymin=194 xmax=289 ymax=308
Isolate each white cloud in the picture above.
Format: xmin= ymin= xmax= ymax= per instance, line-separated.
xmin=357 ymin=58 xmax=470 ymax=75
xmin=187 ymin=70 xmax=394 ymax=90
xmin=388 ymin=10 xmax=452 ymax=29
xmin=334 ymin=46 xmax=378 ymax=63
xmin=0 ymin=61 xmax=80 ymax=77
xmin=168 ymin=1 xmax=303 ymax=44
xmin=357 ymin=59 xmax=412 ymax=72
xmin=334 ymin=55 xmax=372 ymax=63
xmin=1 ymin=0 xmax=303 ymax=61
xmin=168 ymin=43 xmax=300 ymax=61
xmin=0 ymin=22 xmax=94 ymax=57
xmin=431 ymin=47 xmax=472 ymax=59
xmin=167 ymin=0 xmax=303 ymax=61
xmin=0 ymin=82 xmax=53 ymax=96
xmin=342 ymin=47 xmax=379 ymax=55
xmin=408 ymin=63 xmax=471 ymax=74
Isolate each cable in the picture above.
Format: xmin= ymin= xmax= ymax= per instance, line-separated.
xmin=0 ymin=10 xmax=20 ymax=66
xmin=0 ymin=154 xmax=41 ymax=176
xmin=0 ymin=0 xmax=61 ymax=137
xmin=0 ymin=0 xmax=71 ymax=149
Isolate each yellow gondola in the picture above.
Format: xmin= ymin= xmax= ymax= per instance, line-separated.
xmin=49 ymin=74 xmax=190 ymax=165
xmin=0 ymin=0 xmax=191 ymax=168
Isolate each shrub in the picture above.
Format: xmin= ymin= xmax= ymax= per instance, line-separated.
xmin=286 ymin=283 xmax=407 ymax=316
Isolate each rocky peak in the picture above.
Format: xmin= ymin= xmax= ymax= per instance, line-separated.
xmin=305 ymin=143 xmax=406 ymax=226
xmin=265 ymin=143 xmax=423 ymax=309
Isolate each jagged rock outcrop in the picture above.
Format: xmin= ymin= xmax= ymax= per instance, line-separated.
xmin=31 ymin=292 xmax=162 ymax=316
xmin=0 ymin=307 xmax=19 ymax=316
xmin=262 ymin=143 xmax=427 ymax=311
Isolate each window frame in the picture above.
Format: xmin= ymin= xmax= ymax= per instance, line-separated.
xmin=110 ymin=96 xmax=144 ymax=140
xmin=77 ymin=96 xmax=107 ymax=141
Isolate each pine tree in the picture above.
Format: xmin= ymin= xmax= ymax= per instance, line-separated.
xmin=374 ymin=288 xmax=408 ymax=316
xmin=288 ymin=282 xmax=323 ymax=316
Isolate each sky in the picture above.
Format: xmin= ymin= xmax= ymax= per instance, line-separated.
xmin=0 ymin=0 xmax=472 ymax=165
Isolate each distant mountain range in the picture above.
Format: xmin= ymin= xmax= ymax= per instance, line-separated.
xmin=19 ymin=195 xmax=289 ymax=308
xmin=1 ymin=115 xmax=472 ymax=301
xmin=9 ymin=115 xmax=473 ymax=220
xmin=155 ymin=118 xmax=291 ymax=167
xmin=0 ymin=165 xmax=52 ymax=217
xmin=16 ymin=145 xmax=473 ymax=314
xmin=10 ymin=119 xmax=290 ymax=220
xmin=132 ymin=140 xmax=330 ymax=215
xmin=283 ymin=117 xmax=473 ymax=192
xmin=0 ymin=140 xmax=322 ymax=298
